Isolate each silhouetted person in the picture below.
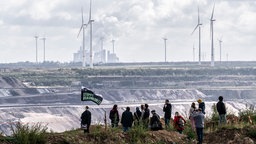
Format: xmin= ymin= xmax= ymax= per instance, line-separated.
xmin=121 ymin=107 xmax=133 ymax=132
xmin=140 ymin=104 xmax=145 ymax=121
xmin=197 ymin=99 xmax=205 ymax=114
xmin=109 ymin=104 xmax=119 ymax=127
xmin=163 ymin=99 xmax=172 ymax=129
xmin=81 ymin=106 xmax=91 ymax=133
xmin=217 ymin=96 xmax=227 ymax=125
xmin=142 ymin=104 xmax=150 ymax=128
xmin=133 ymin=107 xmax=142 ymax=126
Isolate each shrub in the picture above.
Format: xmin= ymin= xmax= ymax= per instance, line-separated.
xmin=183 ymin=123 xmax=196 ymax=140
xmin=238 ymin=104 xmax=256 ymax=124
xmin=247 ymin=127 xmax=256 ymax=138
xmin=10 ymin=122 xmax=48 ymax=144
xmin=211 ymin=104 xmax=219 ymax=121
xmin=127 ymin=124 xmax=148 ymax=143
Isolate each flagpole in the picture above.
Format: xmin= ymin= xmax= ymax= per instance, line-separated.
xmin=104 ymin=110 xmax=107 ymax=130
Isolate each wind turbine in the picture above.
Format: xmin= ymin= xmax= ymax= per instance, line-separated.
xmin=218 ymin=36 xmax=223 ymax=63
xmin=34 ymin=35 xmax=38 ymax=64
xmin=40 ymin=37 xmax=46 ymax=62
xmin=77 ymin=8 xmax=86 ymax=67
xmin=163 ymin=38 xmax=167 ymax=62
xmin=210 ymin=3 xmax=216 ymax=67
xmin=191 ymin=7 xmax=202 ymax=65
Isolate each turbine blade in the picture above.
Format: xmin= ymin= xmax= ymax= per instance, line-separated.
xmin=211 ymin=3 xmax=215 ymax=20
xmin=89 ymin=0 xmax=92 ymax=20
xmin=191 ymin=24 xmax=199 ymax=35
xmin=198 ymin=7 xmax=200 ymax=24
xmin=77 ymin=25 xmax=83 ymax=38
xmin=81 ymin=8 xmax=84 ymax=24
xmin=77 ymin=8 xmax=84 ymax=38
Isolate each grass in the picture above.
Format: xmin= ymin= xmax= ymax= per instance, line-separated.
xmin=126 ymin=124 xmax=148 ymax=143
xmin=9 ymin=122 xmax=48 ymax=144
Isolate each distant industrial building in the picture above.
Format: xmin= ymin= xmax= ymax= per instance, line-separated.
xmin=73 ymin=47 xmax=119 ymax=64
xmin=107 ymin=51 xmax=119 ymax=63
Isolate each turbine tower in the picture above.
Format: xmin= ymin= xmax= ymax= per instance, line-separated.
xmin=191 ymin=7 xmax=202 ymax=65
xmin=40 ymin=37 xmax=46 ymax=62
xmin=34 ymin=35 xmax=38 ymax=64
xmin=77 ymin=8 xmax=86 ymax=67
xmin=163 ymin=38 xmax=167 ymax=62
xmin=210 ymin=3 xmax=216 ymax=67
xmin=218 ymin=37 xmax=223 ymax=63
xmin=87 ymin=0 xmax=94 ymax=68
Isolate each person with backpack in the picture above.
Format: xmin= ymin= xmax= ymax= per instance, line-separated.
xmin=163 ymin=99 xmax=172 ymax=129
xmin=197 ymin=99 xmax=206 ymax=114
xmin=81 ymin=106 xmax=91 ymax=133
xmin=173 ymin=111 xmax=186 ymax=134
xmin=216 ymin=96 xmax=227 ymax=125
xmin=149 ymin=110 xmax=163 ymax=131
xmin=121 ymin=107 xmax=133 ymax=132
xmin=133 ymin=107 xmax=142 ymax=126
xmin=109 ymin=104 xmax=119 ymax=128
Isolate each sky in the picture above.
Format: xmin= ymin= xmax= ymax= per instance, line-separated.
xmin=0 ymin=0 xmax=255 ymax=63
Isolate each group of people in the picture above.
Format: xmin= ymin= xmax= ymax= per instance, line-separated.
xmin=187 ymin=96 xmax=227 ymax=144
xmin=109 ymin=103 xmax=154 ymax=132
xmin=80 ymin=96 xmax=227 ymax=144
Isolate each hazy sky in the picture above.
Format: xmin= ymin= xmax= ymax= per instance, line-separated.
xmin=0 ymin=0 xmax=255 ymax=63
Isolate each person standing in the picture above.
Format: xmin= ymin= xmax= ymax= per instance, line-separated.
xmin=163 ymin=99 xmax=172 ymax=129
xmin=197 ymin=99 xmax=205 ymax=114
xmin=193 ymin=108 xmax=205 ymax=144
xmin=189 ymin=102 xmax=196 ymax=131
xmin=133 ymin=107 xmax=142 ymax=126
xmin=109 ymin=104 xmax=119 ymax=128
xmin=173 ymin=112 xmax=186 ymax=134
xmin=216 ymin=96 xmax=227 ymax=125
xmin=121 ymin=107 xmax=134 ymax=132
xmin=140 ymin=104 xmax=145 ymax=121
xmin=142 ymin=104 xmax=150 ymax=128
xmin=81 ymin=106 xmax=91 ymax=133
xmin=149 ymin=110 xmax=163 ymax=131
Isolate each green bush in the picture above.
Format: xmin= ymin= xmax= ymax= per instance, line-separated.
xmin=247 ymin=127 xmax=256 ymax=138
xmin=211 ymin=104 xmax=219 ymax=121
xmin=238 ymin=105 xmax=256 ymax=124
xmin=11 ymin=122 xmax=48 ymax=144
xmin=127 ymin=124 xmax=148 ymax=143
xmin=183 ymin=123 xmax=196 ymax=140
